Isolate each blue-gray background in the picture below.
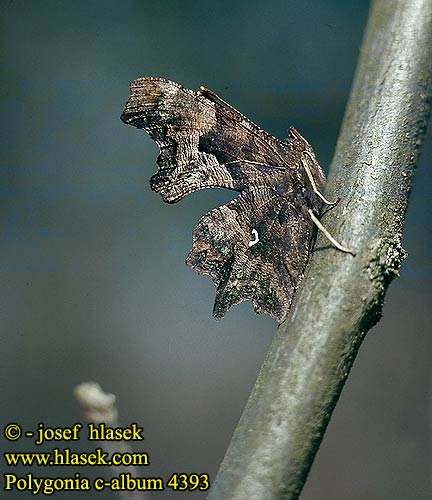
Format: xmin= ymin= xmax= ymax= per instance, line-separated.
xmin=1 ymin=1 xmax=431 ymax=499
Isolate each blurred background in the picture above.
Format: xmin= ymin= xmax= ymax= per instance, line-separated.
xmin=1 ymin=1 xmax=430 ymax=499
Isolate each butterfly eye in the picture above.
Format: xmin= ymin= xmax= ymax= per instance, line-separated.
xmin=248 ymin=229 xmax=259 ymax=247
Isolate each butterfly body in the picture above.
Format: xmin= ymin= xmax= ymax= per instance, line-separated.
xmin=121 ymin=78 xmax=325 ymax=322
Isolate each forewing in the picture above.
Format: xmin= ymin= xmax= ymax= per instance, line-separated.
xmin=121 ymin=78 xmax=301 ymax=203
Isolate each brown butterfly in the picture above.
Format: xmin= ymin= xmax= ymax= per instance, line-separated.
xmin=121 ymin=78 xmax=352 ymax=322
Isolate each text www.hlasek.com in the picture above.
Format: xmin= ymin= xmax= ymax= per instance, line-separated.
xmin=4 ymin=448 xmax=148 ymax=467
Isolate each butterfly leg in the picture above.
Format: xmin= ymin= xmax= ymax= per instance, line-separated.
xmin=301 ymin=153 xmax=339 ymax=206
xmin=307 ymin=209 xmax=355 ymax=256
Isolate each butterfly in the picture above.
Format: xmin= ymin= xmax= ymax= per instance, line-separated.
xmin=121 ymin=78 xmax=351 ymax=322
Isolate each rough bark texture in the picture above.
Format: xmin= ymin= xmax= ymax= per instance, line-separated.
xmin=207 ymin=1 xmax=432 ymax=499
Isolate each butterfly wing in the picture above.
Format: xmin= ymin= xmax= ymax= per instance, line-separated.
xmin=121 ymin=77 xmax=325 ymax=321
xmin=186 ymin=187 xmax=314 ymax=322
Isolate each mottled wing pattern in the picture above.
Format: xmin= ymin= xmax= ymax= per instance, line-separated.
xmin=121 ymin=78 xmax=325 ymax=322
xmin=186 ymin=188 xmax=314 ymax=322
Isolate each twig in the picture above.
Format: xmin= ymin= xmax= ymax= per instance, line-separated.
xmin=74 ymin=382 xmax=150 ymax=500
xmin=207 ymin=1 xmax=432 ymax=499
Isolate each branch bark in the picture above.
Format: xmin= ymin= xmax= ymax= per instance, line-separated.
xmin=207 ymin=1 xmax=432 ymax=499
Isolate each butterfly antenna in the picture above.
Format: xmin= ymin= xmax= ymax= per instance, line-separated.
xmin=225 ymin=159 xmax=285 ymax=171
xmin=197 ymin=85 xmax=257 ymax=126
xmin=308 ymin=209 xmax=355 ymax=256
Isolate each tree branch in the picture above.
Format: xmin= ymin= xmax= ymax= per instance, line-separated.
xmin=207 ymin=1 xmax=432 ymax=499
